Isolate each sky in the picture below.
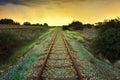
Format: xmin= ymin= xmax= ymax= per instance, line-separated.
xmin=0 ymin=0 xmax=120 ymax=26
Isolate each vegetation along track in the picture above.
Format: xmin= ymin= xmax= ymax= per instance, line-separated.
xmin=26 ymin=30 xmax=88 ymax=80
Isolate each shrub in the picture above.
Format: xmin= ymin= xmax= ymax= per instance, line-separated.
xmin=62 ymin=21 xmax=84 ymax=30
xmin=93 ymin=19 xmax=120 ymax=62
xmin=69 ymin=21 xmax=83 ymax=30
xmin=43 ymin=23 xmax=48 ymax=27
xmin=0 ymin=31 xmax=18 ymax=62
xmin=84 ymin=24 xmax=93 ymax=28
xmin=23 ymin=22 xmax=31 ymax=26
xmin=0 ymin=28 xmax=46 ymax=63
xmin=62 ymin=25 xmax=69 ymax=30
xmin=0 ymin=18 xmax=20 ymax=25
xmin=0 ymin=18 xmax=14 ymax=24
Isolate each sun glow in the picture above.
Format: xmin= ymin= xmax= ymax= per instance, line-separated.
xmin=41 ymin=17 xmax=73 ymax=26
xmin=1 ymin=0 xmax=120 ymax=26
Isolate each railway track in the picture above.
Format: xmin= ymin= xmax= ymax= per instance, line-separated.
xmin=26 ymin=30 xmax=87 ymax=80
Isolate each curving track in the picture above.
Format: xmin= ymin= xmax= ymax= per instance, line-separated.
xmin=26 ymin=30 xmax=88 ymax=80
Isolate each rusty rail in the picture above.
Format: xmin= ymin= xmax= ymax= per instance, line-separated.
xmin=61 ymin=32 xmax=83 ymax=80
xmin=36 ymin=30 xmax=83 ymax=80
xmin=36 ymin=31 xmax=58 ymax=80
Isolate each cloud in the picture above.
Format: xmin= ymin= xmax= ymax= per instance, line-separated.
xmin=0 ymin=0 xmax=120 ymax=26
xmin=0 ymin=0 xmax=20 ymax=5
xmin=0 ymin=0 xmax=109 ymax=6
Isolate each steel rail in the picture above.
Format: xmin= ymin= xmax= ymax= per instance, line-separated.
xmin=61 ymin=32 xmax=83 ymax=80
xmin=36 ymin=30 xmax=83 ymax=80
xmin=36 ymin=31 xmax=58 ymax=80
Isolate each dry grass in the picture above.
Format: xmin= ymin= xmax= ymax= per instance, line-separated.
xmin=76 ymin=28 xmax=98 ymax=40
xmin=0 ymin=25 xmax=47 ymax=64
xmin=74 ymin=28 xmax=98 ymax=56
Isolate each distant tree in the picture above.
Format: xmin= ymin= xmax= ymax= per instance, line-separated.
xmin=32 ymin=23 xmax=42 ymax=26
xmin=39 ymin=24 xmax=42 ymax=26
xmin=0 ymin=18 xmax=14 ymax=24
xmin=62 ymin=25 xmax=69 ymax=30
xmin=23 ymin=22 xmax=31 ymax=26
xmin=94 ymin=22 xmax=103 ymax=29
xmin=69 ymin=21 xmax=83 ymax=30
xmin=14 ymin=22 xmax=20 ymax=25
xmin=43 ymin=23 xmax=48 ymax=26
xmin=84 ymin=24 xmax=93 ymax=28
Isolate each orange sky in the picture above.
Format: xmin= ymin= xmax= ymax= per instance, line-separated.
xmin=0 ymin=0 xmax=120 ymax=26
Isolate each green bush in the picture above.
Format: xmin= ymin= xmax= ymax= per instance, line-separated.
xmin=0 ymin=31 xmax=18 ymax=62
xmin=23 ymin=22 xmax=31 ymax=26
xmin=0 ymin=28 xmax=46 ymax=64
xmin=62 ymin=21 xmax=84 ymax=30
xmin=93 ymin=19 xmax=120 ymax=62
xmin=0 ymin=18 xmax=20 ymax=25
xmin=62 ymin=25 xmax=70 ymax=30
xmin=69 ymin=21 xmax=83 ymax=30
